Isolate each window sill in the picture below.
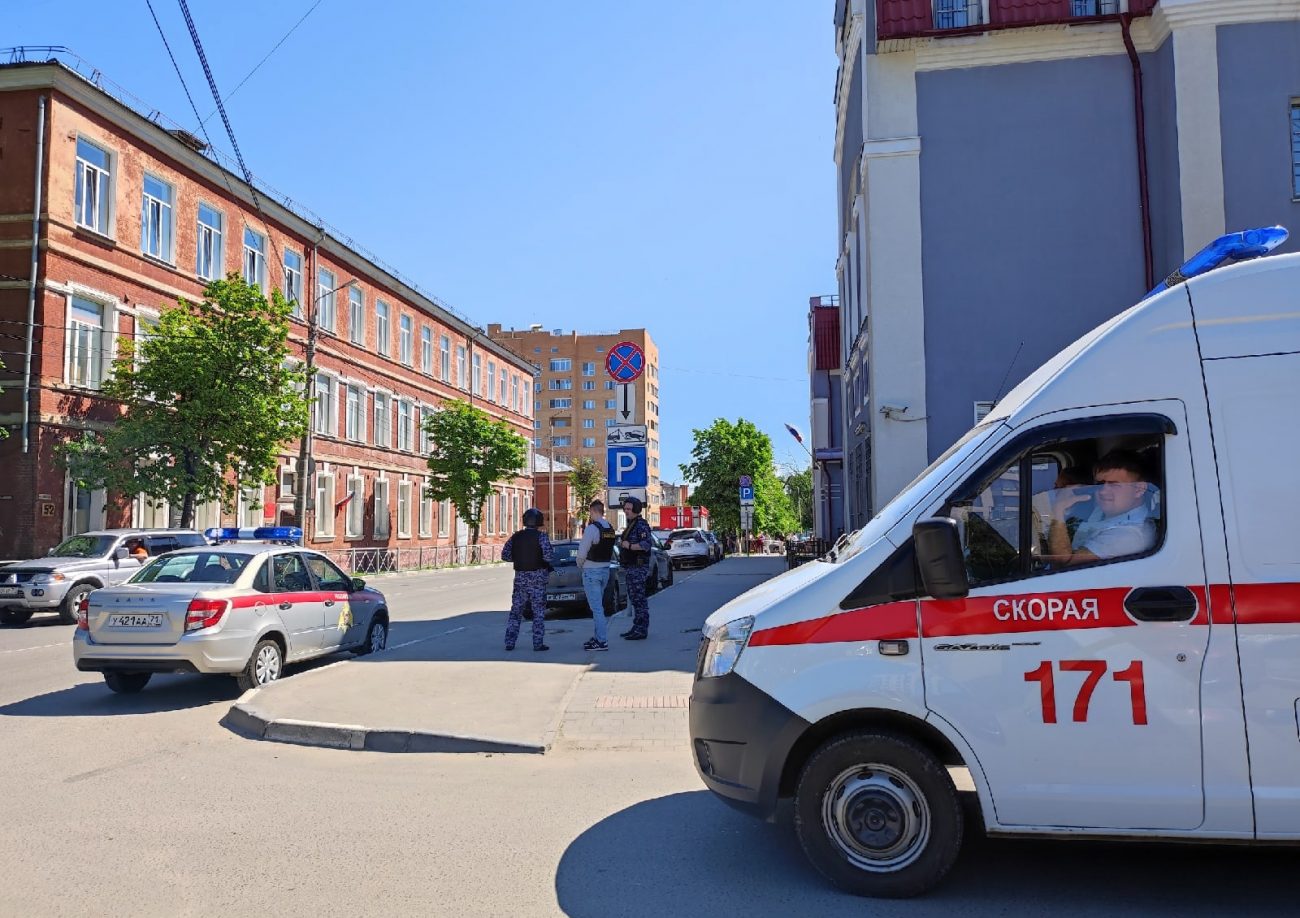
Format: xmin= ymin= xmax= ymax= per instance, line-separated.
xmin=140 ymin=252 xmax=178 ymax=271
xmin=72 ymin=225 xmax=117 ymax=249
xmin=313 ymin=532 xmax=335 ymax=542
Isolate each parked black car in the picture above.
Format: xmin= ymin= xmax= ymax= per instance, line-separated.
xmin=543 ymin=539 xmax=673 ymax=614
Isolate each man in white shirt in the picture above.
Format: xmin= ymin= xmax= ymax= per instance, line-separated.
xmin=1045 ymin=450 xmax=1157 ymax=567
xmin=575 ymin=499 xmax=618 ymax=651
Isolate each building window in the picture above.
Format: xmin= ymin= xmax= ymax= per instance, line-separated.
xmin=421 ymin=327 xmax=433 ymax=374
xmin=140 ymin=174 xmax=174 ymax=261
xmin=397 ymin=400 xmax=414 ymax=452
xmin=605 ymin=381 xmax=616 ymax=390
xmin=195 ymin=204 xmax=223 ymax=281
xmin=553 ymin=418 xmax=571 ymax=428
xmin=1070 ymin=0 xmax=1118 ymax=14
xmin=582 ymin=401 xmax=595 ymax=411
xmin=487 ymin=360 xmax=497 ymax=402
xmin=374 ymin=392 xmax=392 ymax=448
xmin=934 ymin=0 xmax=981 ymax=29
xmin=549 ymin=358 xmax=572 ymax=372
xmin=549 ymin=398 xmax=572 ymax=409
xmin=317 ymin=269 xmax=337 ymax=332
xmin=345 ymin=476 xmax=365 ymax=538
xmin=283 ymin=250 xmax=303 ymax=317
xmin=511 ymin=376 xmax=520 ymax=412
xmin=498 ymin=369 xmax=507 ymax=405
xmin=419 ymin=483 xmax=434 ymax=538
xmin=582 ymin=380 xmax=595 ymax=391
xmin=549 ymin=378 xmax=573 ymax=391
xmin=582 ymin=437 xmax=596 ymax=448
xmin=1292 ymin=100 xmax=1300 ymax=199
xmin=314 ymin=473 xmax=335 ymax=538
xmin=400 ymin=315 xmax=413 ymax=366
xmin=242 ymin=228 xmax=267 ymax=289
xmin=581 ymin=361 xmax=595 ymax=376
xmin=456 ymin=346 xmax=467 ymax=390
xmin=397 ymin=481 xmax=412 ymax=539
xmin=346 ymin=383 xmax=366 ymax=441
xmin=67 ymin=297 xmax=106 ymax=389
xmin=74 ymin=138 xmax=112 ymax=235
xmin=440 ymin=335 xmax=451 ymax=382
xmin=500 ymin=490 xmax=508 ymax=534
xmin=605 ymin=419 xmax=616 ymax=428
xmin=349 ymin=287 xmax=365 ymax=346
xmin=438 ymin=499 xmax=452 ymax=538
xmin=472 ymin=353 xmax=482 ymax=395
xmin=605 ymin=399 xmax=616 ymax=410
xmin=374 ymin=479 xmax=390 ymax=539
xmin=554 ymin=436 xmax=572 ymax=447
xmin=583 ymin=418 xmax=595 ymax=428
xmin=369 ymin=300 xmax=388 ymax=356
xmin=314 ymin=373 xmax=338 ymax=436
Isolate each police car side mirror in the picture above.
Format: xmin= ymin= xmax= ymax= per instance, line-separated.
xmin=912 ymin=518 xmax=969 ymax=600
xmin=351 ymin=577 xmax=366 ymax=592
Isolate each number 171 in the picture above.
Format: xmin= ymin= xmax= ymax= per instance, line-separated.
xmin=1023 ymin=660 xmax=1147 ymax=725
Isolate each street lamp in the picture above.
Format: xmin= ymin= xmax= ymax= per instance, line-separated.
xmin=292 ymin=275 xmax=356 ymax=539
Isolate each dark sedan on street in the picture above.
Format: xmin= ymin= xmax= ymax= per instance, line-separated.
xmin=544 ymin=539 xmax=672 ymax=614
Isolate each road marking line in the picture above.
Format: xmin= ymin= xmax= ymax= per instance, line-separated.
xmin=0 ymin=641 xmax=65 ymax=655
xmin=389 ymin=625 xmax=465 ymax=651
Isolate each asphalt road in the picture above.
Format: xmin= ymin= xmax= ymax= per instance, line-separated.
xmin=0 ymin=561 xmax=1294 ymax=917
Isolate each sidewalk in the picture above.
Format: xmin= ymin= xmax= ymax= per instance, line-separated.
xmin=224 ymin=556 xmax=786 ymax=754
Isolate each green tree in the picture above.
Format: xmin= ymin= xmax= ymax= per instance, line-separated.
xmin=784 ymin=467 xmax=814 ymax=531
xmin=568 ymin=457 xmax=605 ymax=519
xmin=423 ymin=399 xmax=528 ymax=545
xmin=60 ymin=276 xmax=308 ymax=527
xmin=680 ymin=418 xmax=797 ymax=536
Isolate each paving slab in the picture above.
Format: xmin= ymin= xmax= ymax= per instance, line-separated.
xmin=226 ymin=556 xmax=786 ymax=754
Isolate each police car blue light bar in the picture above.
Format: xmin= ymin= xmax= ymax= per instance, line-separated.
xmin=1147 ymin=225 xmax=1289 ymax=298
xmin=204 ymin=526 xmax=303 ymax=543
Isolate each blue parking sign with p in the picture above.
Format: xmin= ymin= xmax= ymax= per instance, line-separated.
xmin=607 ymin=446 xmax=648 ymax=488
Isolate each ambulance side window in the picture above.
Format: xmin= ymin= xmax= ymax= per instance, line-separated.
xmin=945 ymin=425 xmax=1166 ymax=586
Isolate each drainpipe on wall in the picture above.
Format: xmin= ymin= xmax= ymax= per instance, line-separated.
xmin=22 ymin=95 xmax=47 ymax=454
xmin=1121 ymin=13 xmax=1156 ymax=291
xmin=293 ymin=232 xmax=326 ymax=540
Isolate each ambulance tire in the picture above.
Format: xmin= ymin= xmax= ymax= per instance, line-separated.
xmin=794 ymin=731 xmax=962 ymax=899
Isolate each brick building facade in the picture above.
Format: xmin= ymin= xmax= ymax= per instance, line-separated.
xmin=486 ymin=325 xmax=662 ymax=522
xmin=0 ymin=54 xmax=535 ymax=559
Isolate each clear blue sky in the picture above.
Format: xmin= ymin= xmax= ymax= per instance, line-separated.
xmin=11 ymin=1 xmax=837 ymax=482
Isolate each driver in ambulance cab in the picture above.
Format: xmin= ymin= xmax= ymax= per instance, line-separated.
xmin=1045 ymin=450 xmax=1157 ymax=567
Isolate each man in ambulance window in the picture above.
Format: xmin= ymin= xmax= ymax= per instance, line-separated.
xmin=1044 ymin=450 xmax=1157 ymax=567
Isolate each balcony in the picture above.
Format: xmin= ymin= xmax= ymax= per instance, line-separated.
xmin=877 ymin=0 xmax=1157 ymax=41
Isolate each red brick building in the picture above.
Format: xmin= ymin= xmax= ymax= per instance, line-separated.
xmin=0 ymin=53 xmax=535 ymax=560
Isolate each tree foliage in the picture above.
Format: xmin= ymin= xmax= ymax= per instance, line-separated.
xmin=423 ymin=399 xmax=528 ymax=544
xmin=784 ymin=467 xmax=814 ymax=531
xmin=60 ymin=276 xmax=308 ymax=527
xmin=568 ymin=457 xmax=605 ymax=518
xmin=680 ymin=418 xmax=797 ymax=536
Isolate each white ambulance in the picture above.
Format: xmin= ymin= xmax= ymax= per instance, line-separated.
xmin=689 ymin=227 xmax=1298 ymax=898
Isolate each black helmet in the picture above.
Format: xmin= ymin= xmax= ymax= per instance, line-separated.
xmin=621 ymin=496 xmax=643 ymax=514
xmin=522 ymin=507 xmax=544 ymax=528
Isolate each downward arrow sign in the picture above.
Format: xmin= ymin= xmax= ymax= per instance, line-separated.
xmin=621 ymin=385 xmax=630 ymax=420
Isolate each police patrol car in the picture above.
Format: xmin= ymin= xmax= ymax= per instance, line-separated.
xmin=689 ymin=227 xmax=1300 ymax=897
xmin=73 ymin=527 xmax=389 ymax=695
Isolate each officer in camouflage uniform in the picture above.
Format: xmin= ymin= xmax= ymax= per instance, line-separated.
xmin=618 ymin=497 xmax=654 ymax=640
xmin=502 ymin=508 xmax=554 ymax=651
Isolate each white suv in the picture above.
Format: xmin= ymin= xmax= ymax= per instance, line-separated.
xmin=665 ymin=528 xmax=712 ymax=569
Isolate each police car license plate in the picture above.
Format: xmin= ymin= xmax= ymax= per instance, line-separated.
xmin=0 ymin=587 xmax=21 ymax=598
xmin=107 ymin=613 xmax=163 ymax=628
xmin=551 ymin=593 xmax=577 ymax=602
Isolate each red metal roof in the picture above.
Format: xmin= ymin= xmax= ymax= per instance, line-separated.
xmin=876 ymin=0 xmax=1158 ymax=41
xmin=991 ymin=0 xmax=1071 ymax=25
xmin=812 ymin=306 xmax=841 ymax=372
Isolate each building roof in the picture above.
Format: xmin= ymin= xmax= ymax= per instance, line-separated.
xmin=810 ymin=298 xmax=841 ymax=371
xmin=531 ymin=455 xmax=575 ymax=474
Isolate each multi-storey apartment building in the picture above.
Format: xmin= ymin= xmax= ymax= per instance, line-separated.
xmin=834 ymin=0 xmax=1300 ymax=527
xmin=0 ymin=51 xmax=535 ymax=559
xmin=487 ymin=325 xmax=662 ymax=522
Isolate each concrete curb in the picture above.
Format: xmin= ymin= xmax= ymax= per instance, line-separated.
xmin=221 ymin=702 xmax=548 ymax=754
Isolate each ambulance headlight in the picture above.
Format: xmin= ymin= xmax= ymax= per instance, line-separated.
xmin=699 ymin=616 xmax=754 ymax=679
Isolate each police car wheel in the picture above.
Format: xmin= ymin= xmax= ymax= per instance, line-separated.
xmin=353 ymin=618 xmax=387 ymax=656
xmin=795 ymin=731 xmax=962 ymax=899
xmin=236 ymin=639 xmax=283 ymax=693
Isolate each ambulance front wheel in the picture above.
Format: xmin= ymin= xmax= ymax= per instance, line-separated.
xmin=794 ymin=731 xmax=963 ymax=898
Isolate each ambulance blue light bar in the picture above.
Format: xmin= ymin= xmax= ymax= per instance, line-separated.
xmin=1147 ymin=225 xmax=1289 ymax=298
xmin=204 ymin=526 xmax=303 ymax=544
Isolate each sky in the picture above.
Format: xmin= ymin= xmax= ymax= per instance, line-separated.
xmin=7 ymin=1 xmax=837 ymax=482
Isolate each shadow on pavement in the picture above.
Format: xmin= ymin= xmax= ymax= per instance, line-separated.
xmin=554 ymin=791 xmax=1295 ymax=917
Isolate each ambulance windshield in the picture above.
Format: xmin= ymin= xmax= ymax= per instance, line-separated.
xmin=831 ymin=421 xmax=1000 ymax=564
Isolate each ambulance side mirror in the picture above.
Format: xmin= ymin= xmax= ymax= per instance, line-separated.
xmin=912 ymin=518 xmax=969 ymax=600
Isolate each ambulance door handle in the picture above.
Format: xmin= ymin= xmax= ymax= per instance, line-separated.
xmin=1124 ymin=586 xmax=1197 ymax=623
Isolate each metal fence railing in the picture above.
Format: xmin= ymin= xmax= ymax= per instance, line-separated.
xmin=317 ymin=545 xmax=504 ymax=576
xmin=786 ymin=538 xmax=833 ymax=570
